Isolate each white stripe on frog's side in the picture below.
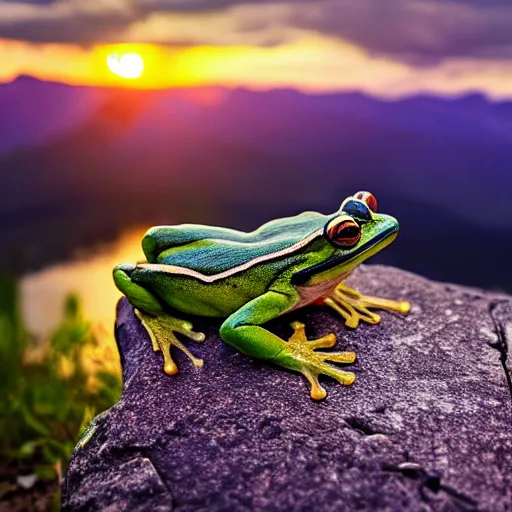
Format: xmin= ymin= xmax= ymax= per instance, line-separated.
xmin=136 ymin=228 xmax=324 ymax=283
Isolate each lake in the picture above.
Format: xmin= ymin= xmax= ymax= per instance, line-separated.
xmin=20 ymin=227 xmax=147 ymax=341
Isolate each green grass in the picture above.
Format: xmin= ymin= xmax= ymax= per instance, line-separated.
xmin=0 ymin=276 xmax=122 ymax=507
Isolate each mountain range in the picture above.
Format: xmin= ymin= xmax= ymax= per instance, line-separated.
xmin=1 ymin=76 xmax=511 ymax=291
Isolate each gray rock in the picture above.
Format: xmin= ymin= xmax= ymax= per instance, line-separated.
xmin=62 ymin=265 xmax=512 ymax=512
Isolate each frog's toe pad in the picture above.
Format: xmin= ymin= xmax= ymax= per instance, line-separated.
xmin=164 ymin=360 xmax=179 ymax=375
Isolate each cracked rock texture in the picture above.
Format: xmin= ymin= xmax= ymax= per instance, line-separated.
xmin=62 ymin=265 xmax=512 ymax=512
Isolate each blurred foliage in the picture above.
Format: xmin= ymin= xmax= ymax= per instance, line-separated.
xmin=0 ymin=276 xmax=122 ymax=506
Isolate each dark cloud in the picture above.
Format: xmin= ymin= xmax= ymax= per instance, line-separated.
xmin=0 ymin=7 xmax=140 ymax=45
xmin=138 ymin=0 xmax=280 ymax=12
xmin=0 ymin=1 xmax=57 ymax=4
xmin=289 ymin=0 xmax=512 ymax=64
xmin=423 ymin=0 xmax=509 ymax=5
xmin=1 ymin=0 xmax=512 ymax=64
xmin=0 ymin=0 xmax=277 ymax=44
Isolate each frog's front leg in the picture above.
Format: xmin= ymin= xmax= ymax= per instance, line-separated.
xmin=319 ymin=282 xmax=410 ymax=329
xmin=114 ymin=264 xmax=205 ymax=374
xmin=220 ymin=291 xmax=356 ymax=400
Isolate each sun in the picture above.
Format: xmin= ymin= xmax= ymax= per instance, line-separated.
xmin=106 ymin=53 xmax=144 ymax=79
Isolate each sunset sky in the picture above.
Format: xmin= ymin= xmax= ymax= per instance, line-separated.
xmin=2 ymin=0 xmax=512 ymax=98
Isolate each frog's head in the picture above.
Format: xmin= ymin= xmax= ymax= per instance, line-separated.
xmin=292 ymin=191 xmax=399 ymax=286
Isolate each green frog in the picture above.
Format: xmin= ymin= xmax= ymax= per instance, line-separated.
xmin=114 ymin=191 xmax=410 ymax=399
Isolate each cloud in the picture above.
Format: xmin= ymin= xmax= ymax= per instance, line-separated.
xmin=125 ymin=3 xmax=298 ymax=48
xmin=1 ymin=0 xmax=512 ymax=65
xmin=0 ymin=0 xmax=291 ymax=44
xmin=0 ymin=0 xmax=301 ymax=46
xmin=4 ymin=0 xmax=57 ymax=4
xmin=137 ymin=0 xmax=280 ymax=12
xmin=287 ymin=0 xmax=512 ymax=64
xmin=0 ymin=0 xmax=140 ymax=44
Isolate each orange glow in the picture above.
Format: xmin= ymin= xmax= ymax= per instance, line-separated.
xmin=0 ymin=37 xmax=412 ymax=93
xmin=1 ymin=37 xmax=512 ymax=99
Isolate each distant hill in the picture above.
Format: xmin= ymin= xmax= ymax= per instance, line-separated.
xmin=0 ymin=75 xmax=110 ymax=154
xmin=1 ymin=76 xmax=511 ymax=291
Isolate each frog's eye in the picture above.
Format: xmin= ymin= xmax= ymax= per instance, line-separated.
xmin=341 ymin=199 xmax=372 ymax=222
xmin=326 ymin=217 xmax=361 ymax=248
xmin=354 ymin=191 xmax=378 ymax=213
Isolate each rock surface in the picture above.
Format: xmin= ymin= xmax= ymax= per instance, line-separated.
xmin=62 ymin=265 xmax=512 ymax=512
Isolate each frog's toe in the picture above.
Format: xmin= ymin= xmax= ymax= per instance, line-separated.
xmin=323 ymin=351 xmax=357 ymax=364
xmin=115 ymin=262 xmax=137 ymax=274
xmin=185 ymin=330 xmax=206 ymax=343
xmin=309 ymin=334 xmax=337 ymax=349
xmin=289 ymin=321 xmax=337 ymax=349
xmin=303 ymin=369 xmax=328 ymax=400
xmin=162 ymin=349 xmax=179 ymax=375
xmin=171 ymin=319 xmax=206 ymax=343
xmin=159 ymin=331 xmax=204 ymax=372
xmin=303 ymin=365 xmax=356 ymax=400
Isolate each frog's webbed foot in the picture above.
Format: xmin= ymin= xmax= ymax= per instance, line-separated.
xmin=135 ymin=310 xmax=206 ymax=375
xmin=320 ymin=282 xmax=410 ymax=329
xmin=274 ymin=322 xmax=356 ymax=400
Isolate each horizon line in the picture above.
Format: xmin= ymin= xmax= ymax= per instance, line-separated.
xmin=2 ymin=73 xmax=510 ymax=104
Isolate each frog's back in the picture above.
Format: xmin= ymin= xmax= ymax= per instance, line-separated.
xmin=143 ymin=212 xmax=327 ymax=275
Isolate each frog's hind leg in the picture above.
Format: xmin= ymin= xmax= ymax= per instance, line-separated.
xmin=114 ymin=263 xmax=205 ymax=374
xmin=320 ymin=282 xmax=410 ymax=329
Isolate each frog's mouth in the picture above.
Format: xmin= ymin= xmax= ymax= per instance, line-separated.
xmin=291 ymin=224 xmax=398 ymax=286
